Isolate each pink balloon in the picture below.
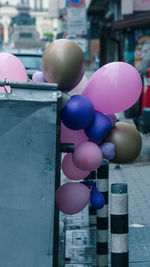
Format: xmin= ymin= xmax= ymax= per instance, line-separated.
xmin=69 ymin=74 xmax=88 ymax=95
xmin=55 ymin=182 xmax=90 ymax=214
xmin=72 ymin=141 xmax=103 ymax=171
xmin=0 ymin=53 xmax=28 ymax=93
xmin=61 ymin=121 xmax=88 ymax=147
xmin=82 ymin=62 xmax=142 ymax=114
xmin=62 ymin=153 xmax=90 ymax=180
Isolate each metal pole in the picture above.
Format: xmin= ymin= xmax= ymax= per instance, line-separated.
xmin=96 ymin=160 xmax=109 ymax=267
xmin=111 ymin=183 xmax=129 ymax=267
xmin=89 ymin=170 xmax=97 ymax=227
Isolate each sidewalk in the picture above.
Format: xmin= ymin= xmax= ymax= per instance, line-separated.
xmin=110 ymin=162 xmax=150 ymax=266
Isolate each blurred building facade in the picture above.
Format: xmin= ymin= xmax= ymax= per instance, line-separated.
xmin=88 ymin=0 xmax=150 ymax=71
xmin=0 ymin=0 xmax=52 ymax=48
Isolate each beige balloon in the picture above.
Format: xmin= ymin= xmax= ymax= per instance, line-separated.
xmin=42 ymin=39 xmax=85 ymax=92
xmin=105 ymin=122 xmax=142 ymax=163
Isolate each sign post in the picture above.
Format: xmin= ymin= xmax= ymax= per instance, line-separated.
xmin=66 ymin=0 xmax=87 ymax=35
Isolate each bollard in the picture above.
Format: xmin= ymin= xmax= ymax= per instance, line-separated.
xmin=111 ymin=183 xmax=129 ymax=267
xmin=96 ymin=160 xmax=109 ymax=267
xmin=89 ymin=170 xmax=97 ymax=226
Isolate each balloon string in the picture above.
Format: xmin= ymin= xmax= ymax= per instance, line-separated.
xmin=0 ymin=78 xmax=9 ymax=93
xmin=3 ymin=78 xmax=9 ymax=93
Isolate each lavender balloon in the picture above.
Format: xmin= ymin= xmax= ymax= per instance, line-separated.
xmin=32 ymin=71 xmax=46 ymax=82
xmin=55 ymin=182 xmax=90 ymax=215
xmin=100 ymin=142 xmax=115 ymax=160
xmin=107 ymin=114 xmax=117 ymax=127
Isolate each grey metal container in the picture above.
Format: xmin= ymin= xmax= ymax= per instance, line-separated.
xmin=0 ymin=82 xmax=62 ymax=267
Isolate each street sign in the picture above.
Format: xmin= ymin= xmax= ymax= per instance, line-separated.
xmin=66 ymin=0 xmax=85 ymax=7
xmin=67 ymin=6 xmax=87 ymax=35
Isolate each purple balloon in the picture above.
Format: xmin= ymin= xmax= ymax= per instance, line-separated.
xmin=100 ymin=142 xmax=115 ymax=160
xmin=61 ymin=95 xmax=95 ymax=130
xmin=32 ymin=71 xmax=46 ymax=82
xmin=55 ymin=182 xmax=90 ymax=214
xmin=84 ymin=111 xmax=112 ymax=143
xmin=107 ymin=114 xmax=117 ymax=127
xmin=82 ymin=62 xmax=142 ymax=114
xmin=62 ymin=153 xmax=90 ymax=180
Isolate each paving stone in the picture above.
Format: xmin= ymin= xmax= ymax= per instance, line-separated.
xmin=109 ymin=163 xmax=150 ymax=225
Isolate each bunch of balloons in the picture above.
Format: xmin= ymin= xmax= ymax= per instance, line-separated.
xmin=34 ymin=39 xmax=142 ymax=215
xmin=0 ymin=43 xmax=143 ymax=215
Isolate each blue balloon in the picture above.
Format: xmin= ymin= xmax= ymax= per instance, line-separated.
xmin=39 ymin=65 xmax=42 ymax=71
xmin=90 ymin=185 xmax=105 ymax=209
xmin=61 ymin=95 xmax=94 ymax=130
xmin=84 ymin=111 xmax=112 ymax=143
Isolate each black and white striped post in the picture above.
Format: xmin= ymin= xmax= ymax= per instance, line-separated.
xmin=89 ymin=170 xmax=97 ymax=226
xmin=111 ymin=183 xmax=129 ymax=267
xmin=96 ymin=160 xmax=109 ymax=267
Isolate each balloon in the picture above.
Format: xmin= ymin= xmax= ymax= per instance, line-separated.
xmin=107 ymin=114 xmax=117 ymax=127
xmin=55 ymin=182 xmax=90 ymax=214
xmin=42 ymin=39 xmax=85 ymax=92
xmin=0 ymin=52 xmax=28 ymax=93
xmin=81 ymin=180 xmax=105 ymax=209
xmin=84 ymin=111 xmax=112 ymax=143
xmin=61 ymin=121 xmax=88 ymax=147
xmin=90 ymin=185 xmax=105 ymax=209
xmin=69 ymin=74 xmax=88 ymax=95
xmin=32 ymin=71 xmax=46 ymax=82
xmin=82 ymin=62 xmax=142 ymax=114
xmin=72 ymin=141 xmax=103 ymax=171
xmin=100 ymin=142 xmax=115 ymax=160
xmin=105 ymin=122 xmax=142 ymax=163
xmin=61 ymin=95 xmax=94 ymax=130
xmin=62 ymin=153 xmax=90 ymax=180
